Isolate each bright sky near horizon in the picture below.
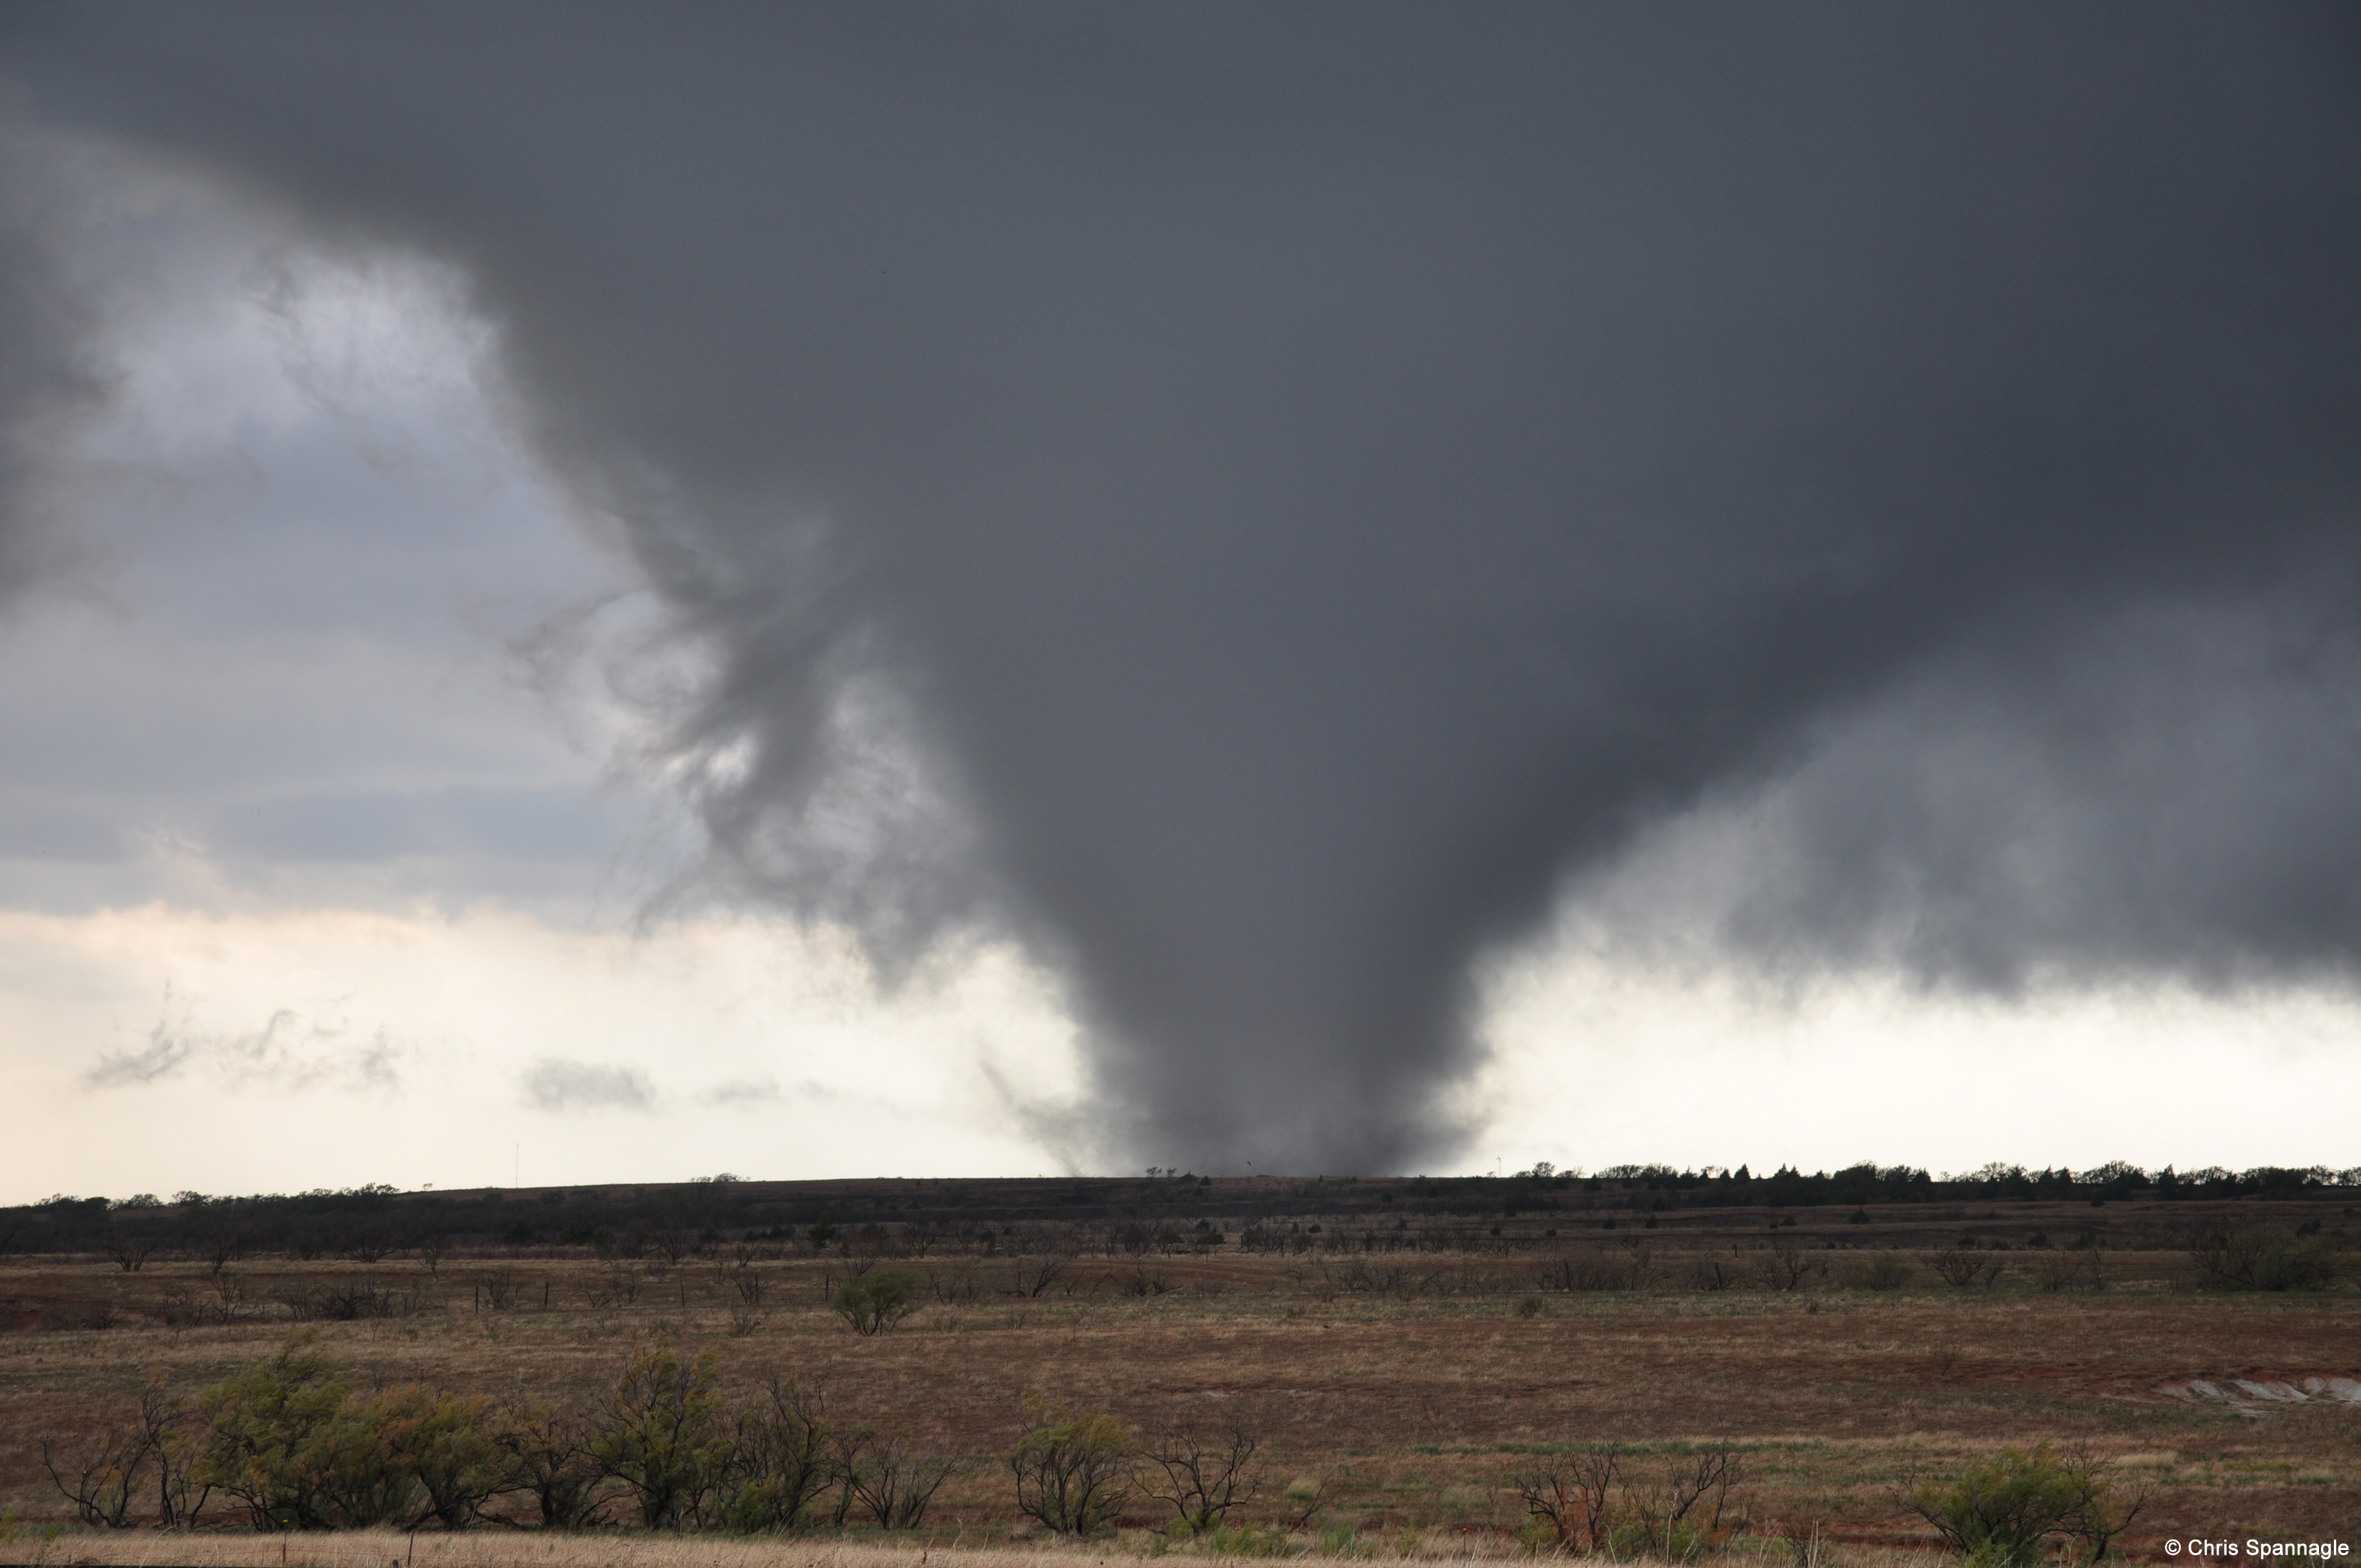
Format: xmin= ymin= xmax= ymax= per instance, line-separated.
xmin=5 ymin=10 xmax=2360 ymax=1203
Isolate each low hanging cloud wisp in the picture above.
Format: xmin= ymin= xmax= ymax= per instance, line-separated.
xmin=522 ymin=1058 xmax=657 ymax=1114
xmin=5 ymin=5 xmax=2361 ymax=1171
xmin=86 ymin=998 xmax=406 ymax=1094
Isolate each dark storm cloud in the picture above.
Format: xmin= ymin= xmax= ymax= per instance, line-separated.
xmin=7 ymin=3 xmax=2360 ymax=1169
xmin=0 ymin=131 xmax=108 ymax=605
xmin=1594 ymin=587 xmax=2361 ymax=994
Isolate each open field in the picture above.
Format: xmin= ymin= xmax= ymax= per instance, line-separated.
xmin=3 ymin=1184 xmax=2356 ymax=1560
xmin=0 ymin=1528 xmax=1974 ymax=1568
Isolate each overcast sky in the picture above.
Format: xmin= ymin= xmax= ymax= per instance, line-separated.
xmin=2 ymin=5 xmax=2359 ymax=1202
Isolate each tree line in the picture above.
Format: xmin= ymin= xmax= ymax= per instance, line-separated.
xmin=5 ymin=1163 xmax=2353 ymax=1268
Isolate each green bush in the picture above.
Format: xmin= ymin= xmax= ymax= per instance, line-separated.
xmin=2188 ymin=1224 xmax=2345 ymax=1292
xmin=194 ymin=1332 xmax=418 ymax=1529
xmin=1010 ymin=1394 xmax=1133 ymax=1536
xmin=1606 ymin=1515 xmax=1711 ymax=1563
xmin=1201 ymin=1520 xmax=1295 ymax=1555
xmin=832 ymin=1267 xmax=921 ymax=1334
xmin=494 ymin=1399 xmax=606 ymax=1528
xmin=375 ymin=1386 xmax=505 ymax=1527
xmin=588 ymin=1337 xmax=726 ymax=1528
xmin=1907 ymin=1443 xmax=2141 ymax=1566
xmin=1844 ymin=1254 xmax=1915 ymax=1292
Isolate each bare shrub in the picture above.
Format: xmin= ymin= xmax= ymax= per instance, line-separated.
xmin=345 ymin=1223 xmax=396 ymax=1263
xmin=204 ymin=1270 xmax=249 ymax=1325
xmin=40 ymin=1422 xmax=149 ymax=1527
xmin=1141 ymin=1408 xmax=1264 ymax=1534
xmin=837 ymin=1427 xmax=962 ymax=1528
xmin=1006 ymin=1251 xmax=1072 ymax=1298
xmin=2031 ymin=1247 xmax=2107 ymax=1293
xmin=1691 ymin=1254 xmax=1740 ymax=1292
xmin=586 ymin=1262 xmax=640 ymax=1310
xmin=717 ymin=1377 xmax=834 ymax=1531
xmin=646 ymin=1218 xmax=696 ymax=1268
xmin=1512 ymin=1443 xmax=1745 ymax=1558
xmin=195 ymin=1219 xmax=247 ymax=1274
xmin=1621 ymin=1445 xmax=1747 ymax=1554
xmin=1928 ymin=1249 xmax=2002 ymax=1289
xmin=929 ymin=1265 xmax=981 ymax=1302
xmin=105 ymin=1229 xmax=156 ymax=1273
xmin=275 ymin=1275 xmax=421 ymax=1322
xmin=1508 ymin=1443 xmax=1623 ymax=1551
xmin=1536 ymin=1249 xmax=1648 ymax=1292
xmin=1753 ymin=1241 xmax=1823 ymax=1292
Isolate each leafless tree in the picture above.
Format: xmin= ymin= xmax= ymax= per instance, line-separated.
xmin=472 ymin=1270 xmax=520 ymax=1313
xmin=1140 ymin=1408 xmax=1265 ymax=1534
xmin=927 ymin=1264 xmax=980 ymax=1303
xmin=40 ymin=1425 xmax=148 ymax=1527
xmin=1624 ymin=1445 xmax=1746 ymax=1548
xmin=2031 ymin=1247 xmax=2106 ymax=1292
xmin=204 ymin=1270 xmax=247 ymax=1325
xmin=38 ymin=1383 xmax=207 ymax=1529
xmin=586 ymin=1261 xmax=639 ymax=1310
xmin=137 ymin=1383 xmax=210 ymax=1527
xmin=1004 ymin=1250 xmax=1071 ymax=1298
xmin=718 ymin=1377 xmax=834 ymax=1529
xmin=345 ymin=1223 xmax=395 ymax=1263
xmin=1928 ymin=1248 xmax=2006 ymax=1289
xmin=1691 ymin=1253 xmax=1739 ymax=1291
xmin=646 ymin=1218 xmax=695 ymax=1268
xmin=1280 ymin=1468 xmax=1333 ymax=1528
xmin=105 ymin=1229 xmax=156 ymax=1273
xmin=837 ymin=1427 xmax=961 ymax=1528
xmin=1508 ymin=1444 xmax=1623 ymax=1551
xmin=1754 ymin=1241 xmax=1823 ymax=1292
xmin=1928 ymin=1249 xmax=1982 ymax=1288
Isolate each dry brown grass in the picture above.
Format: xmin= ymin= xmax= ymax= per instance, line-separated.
xmin=0 ymin=1524 xmax=1978 ymax=1568
xmin=3 ymin=1240 xmax=2355 ymax=1557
